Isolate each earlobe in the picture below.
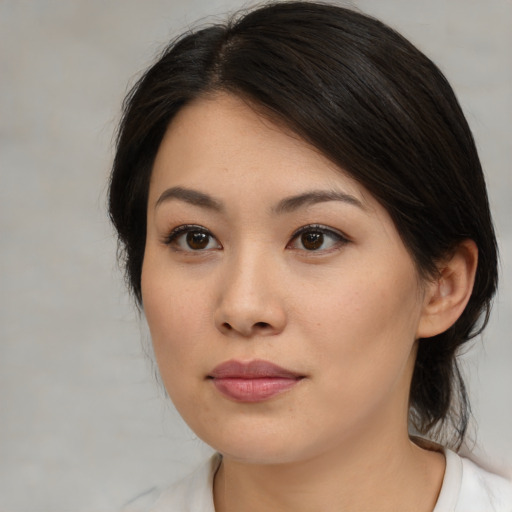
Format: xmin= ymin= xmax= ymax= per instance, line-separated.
xmin=416 ymin=240 xmax=478 ymax=339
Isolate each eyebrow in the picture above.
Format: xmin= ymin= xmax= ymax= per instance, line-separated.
xmin=273 ymin=190 xmax=365 ymax=214
xmin=155 ymin=186 xmax=224 ymax=212
xmin=154 ymin=186 xmax=365 ymax=214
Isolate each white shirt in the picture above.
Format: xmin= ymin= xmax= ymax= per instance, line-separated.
xmin=123 ymin=450 xmax=512 ymax=511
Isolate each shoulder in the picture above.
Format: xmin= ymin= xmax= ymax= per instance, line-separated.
xmin=458 ymin=454 xmax=512 ymax=511
xmin=435 ymin=449 xmax=512 ymax=512
xmin=120 ymin=454 xmax=220 ymax=512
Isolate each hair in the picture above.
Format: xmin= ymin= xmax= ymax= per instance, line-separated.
xmin=108 ymin=1 xmax=498 ymax=449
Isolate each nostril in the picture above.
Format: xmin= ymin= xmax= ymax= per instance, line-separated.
xmin=217 ymin=320 xmax=277 ymax=336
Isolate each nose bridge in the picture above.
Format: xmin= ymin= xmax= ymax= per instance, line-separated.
xmin=215 ymin=243 xmax=286 ymax=337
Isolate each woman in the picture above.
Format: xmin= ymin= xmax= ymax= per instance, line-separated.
xmin=110 ymin=2 xmax=512 ymax=510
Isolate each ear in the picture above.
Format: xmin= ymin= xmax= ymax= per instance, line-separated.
xmin=416 ymin=240 xmax=478 ymax=339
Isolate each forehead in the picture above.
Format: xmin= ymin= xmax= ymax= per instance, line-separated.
xmin=150 ymin=93 xmax=370 ymax=207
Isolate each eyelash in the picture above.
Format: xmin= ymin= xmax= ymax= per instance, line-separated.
xmin=163 ymin=224 xmax=349 ymax=253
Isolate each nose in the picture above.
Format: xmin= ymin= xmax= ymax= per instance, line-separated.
xmin=214 ymin=251 xmax=287 ymax=338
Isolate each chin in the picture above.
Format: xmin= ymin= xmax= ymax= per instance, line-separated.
xmin=192 ymin=419 xmax=319 ymax=466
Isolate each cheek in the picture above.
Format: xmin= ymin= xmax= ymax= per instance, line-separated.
xmin=141 ymin=257 xmax=211 ymax=383
xmin=141 ymin=267 xmax=226 ymax=440
xmin=302 ymin=265 xmax=422 ymax=390
xmin=299 ymin=262 xmax=420 ymax=337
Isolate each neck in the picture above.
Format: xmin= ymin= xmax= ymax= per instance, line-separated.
xmin=213 ymin=423 xmax=445 ymax=512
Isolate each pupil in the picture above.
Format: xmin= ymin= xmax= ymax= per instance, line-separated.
xmin=302 ymin=232 xmax=323 ymax=250
xmin=187 ymin=231 xmax=209 ymax=250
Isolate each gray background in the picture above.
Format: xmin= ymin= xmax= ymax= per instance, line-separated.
xmin=1 ymin=1 xmax=511 ymax=511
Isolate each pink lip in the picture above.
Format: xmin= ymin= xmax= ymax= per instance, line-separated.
xmin=208 ymin=360 xmax=304 ymax=403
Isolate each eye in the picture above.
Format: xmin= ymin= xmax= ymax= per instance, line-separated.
xmin=288 ymin=225 xmax=348 ymax=252
xmin=164 ymin=225 xmax=221 ymax=252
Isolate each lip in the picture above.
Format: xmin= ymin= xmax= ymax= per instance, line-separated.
xmin=208 ymin=359 xmax=304 ymax=402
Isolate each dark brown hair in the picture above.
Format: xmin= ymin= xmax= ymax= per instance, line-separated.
xmin=109 ymin=1 xmax=498 ymax=449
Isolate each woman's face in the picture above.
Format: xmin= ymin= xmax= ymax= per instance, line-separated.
xmin=142 ymin=94 xmax=430 ymax=464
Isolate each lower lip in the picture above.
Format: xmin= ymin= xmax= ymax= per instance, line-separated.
xmin=211 ymin=377 xmax=301 ymax=402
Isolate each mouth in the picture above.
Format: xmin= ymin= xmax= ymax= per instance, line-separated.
xmin=207 ymin=359 xmax=305 ymax=403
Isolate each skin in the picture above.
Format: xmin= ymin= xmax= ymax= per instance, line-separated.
xmin=141 ymin=93 xmax=475 ymax=511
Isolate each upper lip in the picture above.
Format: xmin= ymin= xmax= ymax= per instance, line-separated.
xmin=208 ymin=359 xmax=303 ymax=379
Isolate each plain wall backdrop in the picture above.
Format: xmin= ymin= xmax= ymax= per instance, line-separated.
xmin=1 ymin=1 xmax=511 ymax=511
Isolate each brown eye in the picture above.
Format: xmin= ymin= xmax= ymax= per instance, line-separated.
xmin=288 ymin=225 xmax=348 ymax=252
xmin=301 ymin=232 xmax=324 ymax=250
xmin=186 ymin=231 xmax=210 ymax=250
xmin=165 ymin=225 xmax=221 ymax=252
